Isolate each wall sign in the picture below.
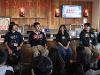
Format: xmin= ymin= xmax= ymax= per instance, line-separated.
xmin=0 ymin=17 xmax=10 ymax=30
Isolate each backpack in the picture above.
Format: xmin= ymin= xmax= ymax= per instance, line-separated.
xmin=32 ymin=55 xmax=53 ymax=75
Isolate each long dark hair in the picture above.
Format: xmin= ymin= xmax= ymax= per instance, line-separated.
xmin=57 ymin=25 xmax=67 ymax=35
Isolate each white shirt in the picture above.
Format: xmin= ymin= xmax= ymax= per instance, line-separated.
xmin=0 ymin=65 xmax=13 ymax=75
xmin=86 ymin=69 xmax=100 ymax=75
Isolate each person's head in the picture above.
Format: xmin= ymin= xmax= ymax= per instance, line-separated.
xmin=8 ymin=22 xmax=18 ymax=32
xmin=33 ymin=22 xmax=41 ymax=31
xmin=32 ymin=55 xmax=53 ymax=75
xmin=0 ymin=50 xmax=6 ymax=65
xmin=84 ymin=23 xmax=91 ymax=32
xmin=58 ymin=24 xmax=66 ymax=34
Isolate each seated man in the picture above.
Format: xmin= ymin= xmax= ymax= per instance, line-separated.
xmin=29 ymin=22 xmax=49 ymax=57
xmin=0 ymin=50 xmax=14 ymax=75
xmin=4 ymin=22 xmax=23 ymax=66
xmin=79 ymin=23 xmax=97 ymax=53
xmin=79 ymin=23 xmax=98 ymax=69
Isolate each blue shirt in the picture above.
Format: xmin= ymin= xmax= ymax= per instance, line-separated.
xmin=79 ymin=30 xmax=97 ymax=46
xmin=4 ymin=31 xmax=23 ymax=49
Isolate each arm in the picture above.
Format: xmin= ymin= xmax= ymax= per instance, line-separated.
xmin=31 ymin=69 xmax=35 ymax=75
xmin=4 ymin=33 xmax=12 ymax=54
xmin=65 ymin=41 xmax=70 ymax=49
xmin=19 ymin=33 xmax=24 ymax=47
xmin=79 ymin=31 xmax=89 ymax=46
xmin=56 ymin=34 xmax=64 ymax=48
xmin=17 ymin=33 xmax=24 ymax=50
xmin=58 ymin=42 xmax=64 ymax=48
xmin=89 ymin=33 xmax=97 ymax=50
xmin=29 ymin=33 xmax=33 ymax=47
xmin=64 ymin=32 xmax=70 ymax=49
xmin=17 ymin=42 xmax=23 ymax=50
xmin=97 ymin=32 xmax=100 ymax=43
xmin=43 ymin=33 xmax=47 ymax=48
xmin=92 ymin=33 xmax=97 ymax=46
xmin=5 ymin=42 xmax=13 ymax=54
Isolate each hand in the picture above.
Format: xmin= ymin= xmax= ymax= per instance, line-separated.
xmin=45 ymin=45 xmax=48 ymax=49
xmin=17 ymin=46 xmax=21 ymax=51
xmin=8 ymin=49 xmax=13 ymax=55
xmin=64 ymin=46 xmax=68 ymax=50
xmin=32 ymin=69 xmax=35 ymax=75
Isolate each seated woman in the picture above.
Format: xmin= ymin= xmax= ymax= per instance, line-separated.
xmin=56 ymin=25 xmax=72 ymax=63
xmin=0 ymin=50 xmax=14 ymax=75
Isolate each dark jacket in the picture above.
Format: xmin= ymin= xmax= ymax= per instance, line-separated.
xmin=4 ymin=31 xmax=23 ymax=49
xmin=29 ymin=31 xmax=47 ymax=47
xmin=79 ymin=30 xmax=97 ymax=46
xmin=56 ymin=31 xmax=70 ymax=46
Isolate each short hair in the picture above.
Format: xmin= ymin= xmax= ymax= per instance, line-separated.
xmin=32 ymin=55 xmax=53 ymax=75
xmin=33 ymin=22 xmax=40 ymax=28
xmin=10 ymin=22 xmax=17 ymax=25
xmin=0 ymin=50 xmax=6 ymax=64
xmin=8 ymin=22 xmax=17 ymax=31
xmin=84 ymin=23 xmax=91 ymax=27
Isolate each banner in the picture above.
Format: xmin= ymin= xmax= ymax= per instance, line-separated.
xmin=0 ymin=17 xmax=10 ymax=30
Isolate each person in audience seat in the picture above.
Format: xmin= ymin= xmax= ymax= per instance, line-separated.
xmin=32 ymin=55 xmax=53 ymax=75
xmin=76 ymin=46 xmax=91 ymax=72
xmin=0 ymin=50 xmax=14 ymax=75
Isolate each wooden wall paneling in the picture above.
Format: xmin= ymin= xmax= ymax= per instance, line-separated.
xmin=0 ymin=0 xmax=92 ymax=29
xmin=54 ymin=17 xmax=59 ymax=29
xmin=48 ymin=0 xmax=52 ymax=29
xmin=37 ymin=18 xmax=48 ymax=28
xmin=0 ymin=0 xmax=6 ymax=16
xmin=0 ymin=0 xmax=1 ymax=15
xmin=49 ymin=0 xmax=55 ymax=29
xmin=27 ymin=18 xmax=34 ymax=25
xmin=38 ymin=0 xmax=47 ymax=18
xmin=29 ymin=0 xmax=37 ymax=18
xmin=59 ymin=18 xmax=65 ymax=25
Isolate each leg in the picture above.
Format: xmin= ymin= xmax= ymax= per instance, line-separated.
xmin=65 ymin=48 xmax=72 ymax=62
xmin=32 ymin=46 xmax=39 ymax=57
xmin=37 ymin=45 xmax=49 ymax=56
xmin=57 ymin=46 xmax=65 ymax=61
